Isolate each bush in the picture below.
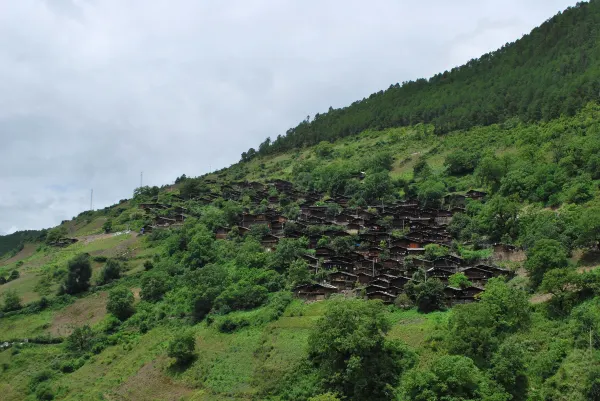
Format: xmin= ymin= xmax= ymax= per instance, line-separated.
xmin=2 ymin=289 xmax=22 ymax=312
xmin=140 ymin=272 xmax=170 ymax=302
xmin=217 ymin=316 xmax=250 ymax=333
xmin=102 ymin=219 xmax=113 ymax=233
xmin=525 ymin=239 xmax=569 ymax=289
xmin=62 ymin=254 xmax=92 ymax=294
xmin=405 ymin=279 xmax=446 ymax=313
xmin=9 ymin=270 xmax=20 ymax=281
xmin=394 ymin=293 xmax=413 ymax=310
xmin=401 ymin=355 xmax=495 ymax=401
xmin=92 ymin=255 xmax=108 ymax=263
xmin=65 ymin=325 xmax=95 ymax=353
xmin=214 ymin=281 xmax=268 ymax=311
xmin=308 ymin=298 xmax=415 ymax=400
xmin=445 ymin=150 xmax=479 ymax=175
xmin=35 ymin=383 xmax=54 ymax=400
xmin=448 ymin=273 xmax=472 ymax=289
xmin=98 ymin=259 xmax=122 ymax=285
xmin=143 ymin=260 xmax=154 ymax=271
xmin=29 ymin=370 xmax=53 ymax=393
xmin=106 ymin=287 xmax=135 ymax=321
xmin=167 ymin=331 xmax=196 ymax=364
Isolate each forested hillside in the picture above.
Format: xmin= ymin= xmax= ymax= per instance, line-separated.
xmin=0 ymin=230 xmax=46 ymax=259
xmin=244 ymin=0 xmax=600 ymax=158
xmin=2 ymin=3 xmax=600 ymax=401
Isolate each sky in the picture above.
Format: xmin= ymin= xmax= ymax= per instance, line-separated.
xmin=0 ymin=0 xmax=578 ymax=234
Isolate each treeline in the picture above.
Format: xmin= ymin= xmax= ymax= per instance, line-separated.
xmin=242 ymin=0 xmax=600 ymax=160
xmin=0 ymin=230 xmax=45 ymax=258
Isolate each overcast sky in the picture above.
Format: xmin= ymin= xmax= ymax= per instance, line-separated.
xmin=0 ymin=0 xmax=577 ymax=234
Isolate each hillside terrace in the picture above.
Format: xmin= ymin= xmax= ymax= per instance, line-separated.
xmin=138 ymin=179 xmax=515 ymax=305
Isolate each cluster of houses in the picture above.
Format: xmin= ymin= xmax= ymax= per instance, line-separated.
xmin=48 ymin=237 xmax=78 ymax=248
xmin=140 ymin=178 xmax=516 ymax=305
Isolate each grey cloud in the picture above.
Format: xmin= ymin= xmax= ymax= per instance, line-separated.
xmin=0 ymin=0 xmax=577 ymax=233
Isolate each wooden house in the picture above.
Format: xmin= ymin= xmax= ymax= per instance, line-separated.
xmin=365 ymin=284 xmax=388 ymax=294
xmin=241 ymin=214 xmax=270 ymax=228
xmin=323 ymin=259 xmax=354 ymax=271
xmin=315 ymin=247 xmax=335 ymax=258
xmin=406 ymin=247 xmax=426 ymax=256
xmin=302 ymin=254 xmax=319 ymax=269
xmin=366 ymin=290 xmax=395 ymax=304
xmin=370 ymin=278 xmax=391 ymax=288
xmin=328 ymin=271 xmax=357 ymax=290
xmin=215 ymin=226 xmax=229 ymax=240
xmin=260 ymin=234 xmax=280 ymax=251
xmin=174 ymin=213 xmax=187 ymax=222
xmin=476 ymin=264 xmax=511 ymax=277
xmin=357 ymin=272 xmax=374 ymax=285
xmin=155 ymin=216 xmax=176 ymax=226
xmin=294 ymin=283 xmax=338 ymax=301
xmin=426 ymin=267 xmax=454 ymax=283
xmin=465 ymin=190 xmax=487 ymax=201
xmin=460 ymin=266 xmax=495 ymax=286
xmin=346 ymin=223 xmax=361 ymax=234
xmin=390 ymin=276 xmax=412 ymax=289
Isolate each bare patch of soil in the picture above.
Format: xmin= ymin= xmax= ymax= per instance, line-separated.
xmin=49 ymin=291 xmax=108 ymax=336
xmin=110 ymin=357 xmax=194 ymax=401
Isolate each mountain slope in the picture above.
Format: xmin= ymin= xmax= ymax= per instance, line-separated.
xmin=2 ymin=3 xmax=600 ymax=400
xmin=248 ymin=0 xmax=600 ymax=157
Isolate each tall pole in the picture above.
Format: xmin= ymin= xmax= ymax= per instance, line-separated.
xmin=140 ymin=171 xmax=143 ymax=188
xmin=90 ymin=189 xmax=93 ymax=211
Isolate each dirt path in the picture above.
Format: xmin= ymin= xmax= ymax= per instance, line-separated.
xmin=79 ymin=231 xmax=137 ymax=244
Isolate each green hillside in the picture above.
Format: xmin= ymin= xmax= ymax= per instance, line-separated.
xmin=2 ymin=3 xmax=600 ymax=401
xmin=246 ymin=0 xmax=600 ymax=157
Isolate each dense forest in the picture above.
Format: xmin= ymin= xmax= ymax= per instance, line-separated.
xmin=242 ymin=0 xmax=600 ymax=160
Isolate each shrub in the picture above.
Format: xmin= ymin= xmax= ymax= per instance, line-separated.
xmin=35 ymin=383 xmax=54 ymax=400
xmin=525 ymin=239 xmax=569 ymax=289
xmin=167 ymin=331 xmax=196 ymax=364
xmin=102 ymin=219 xmax=113 ymax=233
xmin=445 ymin=150 xmax=479 ymax=175
xmin=217 ymin=316 xmax=250 ymax=333
xmin=98 ymin=259 xmax=121 ymax=285
xmin=214 ymin=281 xmax=268 ymax=312
xmin=65 ymin=325 xmax=95 ymax=353
xmin=308 ymin=298 xmax=415 ymax=400
xmin=448 ymin=273 xmax=472 ymax=289
xmin=62 ymin=254 xmax=92 ymax=294
xmin=394 ymin=293 xmax=413 ymax=310
xmin=2 ymin=289 xmax=22 ymax=312
xmin=143 ymin=260 xmax=154 ymax=271
xmin=405 ymin=279 xmax=446 ymax=313
xmin=106 ymin=287 xmax=135 ymax=321
xmin=29 ymin=370 xmax=53 ymax=392
xmin=9 ymin=270 xmax=20 ymax=281
xmin=140 ymin=272 xmax=170 ymax=302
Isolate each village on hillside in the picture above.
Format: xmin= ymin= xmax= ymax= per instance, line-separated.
xmin=131 ymin=177 xmax=522 ymax=306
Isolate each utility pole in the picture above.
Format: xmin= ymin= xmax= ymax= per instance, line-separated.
xmin=140 ymin=171 xmax=143 ymax=188
xmin=90 ymin=189 xmax=93 ymax=211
